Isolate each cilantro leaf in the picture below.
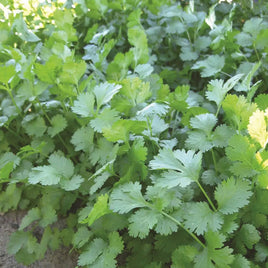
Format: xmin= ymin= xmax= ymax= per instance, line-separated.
xmin=128 ymin=209 xmax=159 ymax=239
xmin=186 ymin=131 xmax=213 ymax=152
xmin=134 ymin=63 xmax=154 ymax=78
xmin=206 ymin=74 xmax=243 ymax=107
xmin=90 ymin=108 xmax=120 ymax=133
xmin=190 ymin=113 xmax=217 ymax=135
xmin=82 ymin=194 xmax=112 ymax=226
xmin=150 ymin=149 xmax=202 ymax=184
xmin=60 ymin=175 xmax=84 ymax=191
xmin=59 ymin=61 xmax=86 ymax=85
xmin=231 ymin=254 xmax=251 ymax=268
xmin=154 ymin=214 xmax=178 ymax=235
xmin=93 ymin=82 xmax=121 ymax=110
xmin=194 ymin=231 xmax=234 ymax=268
xmin=72 ymin=92 xmax=95 ymax=117
xmin=47 ymin=114 xmax=67 ymax=137
xmin=73 ymin=226 xmax=93 ymax=249
xmin=0 ymin=65 xmax=16 ymax=84
xmin=248 ymin=109 xmax=268 ymax=148
xmin=234 ymin=224 xmax=261 ymax=255
xmin=29 ymin=165 xmax=60 ymax=185
xmin=28 ymin=153 xmax=74 ymax=185
xmin=183 ymin=202 xmax=223 ymax=235
xmin=212 ymin=124 xmax=235 ymax=148
xmin=172 ymin=246 xmax=198 ymax=268
xmin=102 ymin=119 xmax=147 ymax=143
xmin=89 ymin=138 xmax=118 ymax=166
xmin=90 ymin=171 xmax=111 ymax=195
xmin=71 ymin=126 xmax=94 ymax=152
xmin=111 ymin=77 xmax=151 ymax=116
xmin=13 ymin=14 xmax=40 ymax=42
xmin=153 ymin=170 xmax=192 ymax=189
xmin=192 ymin=55 xmax=225 ymax=77
xmin=78 ymin=232 xmax=124 ymax=267
xmin=215 ymin=177 xmax=252 ymax=215
xmin=222 ymin=94 xmax=257 ymax=130
xmin=78 ymin=238 xmax=107 ymax=266
xmin=7 ymin=231 xmax=35 ymax=255
xmin=254 ymin=94 xmax=268 ymax=110
xmin=22 ymin=116 xmax=47 ymax=137
xmin=48 ymin=153 xmax=74 ymax=178
xmin=19 ymin=208 xmax=41 ymax=230
xmin=109 ymin=182 xmax=148 ymax=214
xmin=225 ymin=135 xmax=260 ymax=177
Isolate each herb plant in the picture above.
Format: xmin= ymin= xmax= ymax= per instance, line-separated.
xmin=0 ymin=0 xmax=268 ymax=267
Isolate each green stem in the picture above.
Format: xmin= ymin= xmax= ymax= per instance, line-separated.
xmin=161 ymin=211 xmax=205 ymax=248
xmin=211 ymin=148 xmax=218 ymax=175
xmin=196 ymin=181 xmax=217 ymax=212
xmin=215 ymin=105 xmax=221 ymax=118
xmin=253 ymin=44 xmax=260 ymax=62
xmin=220 ymin=71 xmax=231 ymax=78
xmin=6 ymin=83 xmax=22 ymax=115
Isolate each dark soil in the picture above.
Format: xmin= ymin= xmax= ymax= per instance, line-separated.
xmin=0 ymin=211 xmax=77 ymax=268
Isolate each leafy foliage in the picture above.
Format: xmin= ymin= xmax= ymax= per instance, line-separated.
xmin=1 ymin=0 xmax=268 ymax=267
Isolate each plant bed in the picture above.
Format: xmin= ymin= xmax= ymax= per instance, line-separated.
xmin=0 ymin=0 xmax=268 ymax=267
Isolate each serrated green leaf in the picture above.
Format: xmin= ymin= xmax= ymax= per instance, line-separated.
xmin=72 ymin=92 xmax=95 ymax=117
xmin=60 ymin=175 xmax=84 ymax=191
xmin=172 ymin=246 xmax=198 ymax=268
xmin=222 ymin=94 xmax=257 ymax=130
xmin=234 ymin=224 xmax=261 ymax=254
xmin=22 ymin=116 xmax=47 ymax=137
xmin=90 ymin=108 xmax=120 ymax=133
xmin=71 ymin=126 xmax=94 ymax=152
xmin=190 ymin=113 xmax=217 ymax=134
xmin=0 ymin=65 xmax=16 ymax=84
xmin=82 ymin=194 xmax=112 ymax=226
xmin=78 ymin=238 xmax=107 ymax=266
xmin=254 ymin=94 xmax=268 ymax=111
xmin=47 ymin=114 xmax=67 ymax=137
xmin=150 ymin=149 xmax=202 ymax=184
xmin=73 ymin=226 xmax=93 ymax=249
xmin=225 ymin=135 xmax=260 ymax=177
xmin=48 ymin=153 xmax=74 ymax=178
xmin=183 ymin=202 xmax=223 ymax=235
xmin=59 ymin=61 xmax=86 ymax=85
xmin=102 ymin=119 xmax=147 ymax=142
xmin=248 ymin=109 xmax=268 ymax=148
xmin=19 ymin=208 xmax=41 ymax=230
xmin=194 ymin=231 xmax=234 ymax=268
xmin=215 ymin=177 xmax=252 ymax=214
xmin=192 ymin=55 xmax=225 ymax=77
xmin=154 ymin=214 xmax=178 ymax=235
xmin=94 ymin=82 xmax=121 ymax=109
xmin=7 ymin=231 xmax=31 ymax=255
xmin=128 ymin=209 xmax=159 ymax=238
xmin=29 ymin=166 xmax=60 ymax=185
xmin=231 ymin=254 xmax=251 ymax=268
xmin=109 ymin=182 xmax=147 ymax=214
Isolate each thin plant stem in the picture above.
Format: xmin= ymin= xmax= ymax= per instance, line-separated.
xmin=211 ymin=148 xmax=218 ymax=175
xmin=253 ymin=45 xmax=260 ymax=62
xmin=196 ymin=181 xmax=217 ymax=212
xmin=5 ymin=83 xmax=22 ymax=116
xmin=220 ymin=71 xmax=232 ymax=78
xmin=161 ymin=211 xmax=206 ymax=248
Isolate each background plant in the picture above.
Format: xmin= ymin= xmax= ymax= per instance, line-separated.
xmin=0 ymin=0 xmax=268 ymax=267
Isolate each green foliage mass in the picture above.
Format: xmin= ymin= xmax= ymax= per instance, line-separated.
xmin=0 ymin=0 xmax=268 ymax=267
